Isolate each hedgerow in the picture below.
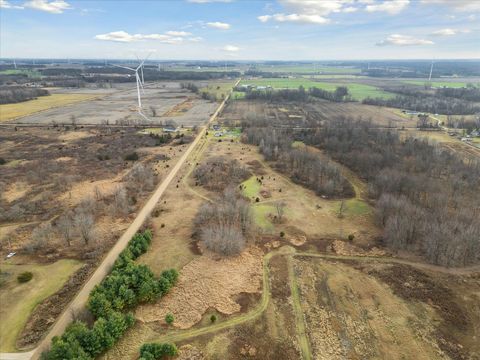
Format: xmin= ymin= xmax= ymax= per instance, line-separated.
xmin=41 ymin=230 xmax=178 ymax=360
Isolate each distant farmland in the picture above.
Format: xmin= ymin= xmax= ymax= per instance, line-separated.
xmin=253 ymin=64 xmax=362 ymax=74
xmin=239 ymin=78 xmax=394 ymax=101
xmin=404 ymin=80 xmax=479 ymax=88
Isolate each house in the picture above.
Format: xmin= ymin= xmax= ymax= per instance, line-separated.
xmin=212 ymin=124 xmax=221 ymax=131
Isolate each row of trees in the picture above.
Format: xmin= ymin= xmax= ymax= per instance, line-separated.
xmin=195 ymin=189 xmax=253 ymax=255
xmin=0 ymin=86 xmax=49 ymax=104
xmin=242 ymin=85 xmax=350 ymax=103
xmin=41 ymin=230 xmax=179 ymax=359
xmin=243 ymin=126 xmax=353 ymax=198
xmin=302 ymin=118 xmax=480 ymax=266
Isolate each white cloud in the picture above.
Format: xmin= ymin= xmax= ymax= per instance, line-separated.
xmin=365 ymin=0 xmax=409 ymax=14
xmin=376 ymin=34 xmax=434 ymax=46
xmin=258 ymin=0 xmax=410 ymax=25
xmin=165 ymin=31 xmax=192 ymax=37
xmin=430 ymin=28 xmax=470 ymax=36
xmin=24 ymin=0 xmax=71 ymax=13
xmin=0 ymin=0 xmax=24 ymax=9
xmin=94 ymin=31 xmax=198 ymax=44
xmin=206 ymin=21 xmax=231 ymax=29
xmin=421 ymin=0 xmax=480 ymax=12
xmin=223 ymin=45 xmax=240 ymax=52
xmin=258 ymin=13 xmax=330 ymax=24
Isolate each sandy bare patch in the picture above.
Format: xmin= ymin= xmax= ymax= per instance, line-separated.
xmin=58 ymin=131 xmax=93 ymax=141
xmin=2 ymin=181 xmax=30 ymax=202
xmin=55 ymin=156 xmax=73 ymax=162
xmin=331 ymin=240 xmax=387 ymax=257
xmin=137 ymin=246 xmax=263 ymax=329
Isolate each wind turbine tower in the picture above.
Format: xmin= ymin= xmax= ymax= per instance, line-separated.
xmin=428 ymin=61 xmax=434 ymax=81
xmin=112 ymin=55 xmax=150 ymax=121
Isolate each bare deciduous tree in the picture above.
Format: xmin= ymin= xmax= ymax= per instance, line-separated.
xmin=57 ymin=213 xmax=74 ymax=246
xmin=74 ymin=211 xmax=95 ymax=245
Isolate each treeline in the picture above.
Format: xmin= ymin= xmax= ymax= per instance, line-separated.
xmin=301 ymin=118 xmax=480 ymax=266
xmin=41 ymin=230 xmax=178 ymax=360
xmin=243 ymin=85 xmax=350 ymax=103
xmin=436 ymin=86 xmax=480 ymax=102
xmin=243 ymin=126 xmax=354 ymax=198
xmin=0 ymin=86 xmax=49 ymax=104
xmin=363 ymin=93 xmax=480 ymax=115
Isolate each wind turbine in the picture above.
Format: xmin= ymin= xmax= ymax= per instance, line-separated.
xmin=428 ymin=61 xmax=434 ymax=81
xmin=112 ymin=55 xmax=150 ymax=121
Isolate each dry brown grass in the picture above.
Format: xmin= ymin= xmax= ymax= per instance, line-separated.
xmin=137 ymin=246 xmax=263 ymax=329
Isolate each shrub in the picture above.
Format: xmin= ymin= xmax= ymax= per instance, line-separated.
xmin=17 ymin=271 xmax=33 ymax=283
xmin=348 ymin=234 xmax=355 ymax=241
xmin=165 ymin=313 xmax=174 ymax=325
xmin=210 ymin=314 xmax=217 ymax=323
xmin=279 ymin=231 xmax=285 ymax=238
xmin=0 ymin=158 xmax=6 ymax=165
xmin=124 ymin=152 xmax=139 ymax=161
xmin=139 ymin=343 xmax=178 ymax=360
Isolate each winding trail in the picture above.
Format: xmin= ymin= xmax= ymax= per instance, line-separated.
xmin=0 ymin=80 xmax=240 ymax=360
xmin=146 ymin=246 xmax=480 ymax=359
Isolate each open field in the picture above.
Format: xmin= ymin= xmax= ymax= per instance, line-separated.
xmin=240 ymin=78 xmax=394 ymax=100
xmin=223 ymin=99 xmax=416 ymax=127
xmin=0 ymin=259 xmax=82 ymax=352
xmin=2 ymin=81 xmax=220 ymax=126
xmin=0 ymin=69 xmax=41 ymax=78
xmin=253 ymin=65 xmax=362 ymax=74
xmin=0 ymin=93 xmax=99 ymax=122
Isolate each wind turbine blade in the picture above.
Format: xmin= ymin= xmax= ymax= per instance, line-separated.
xmin=111 ymin=64 xmax=136 ymax=71
xmin=136 ymin=52 xmax=152 ymax=70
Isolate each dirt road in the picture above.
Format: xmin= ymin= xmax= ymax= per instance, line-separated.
xmin=0 ymin=80 xmax=239 ymax=360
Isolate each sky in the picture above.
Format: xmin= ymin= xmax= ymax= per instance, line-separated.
xmin=0 ymin=0 xmax=479 ymax=60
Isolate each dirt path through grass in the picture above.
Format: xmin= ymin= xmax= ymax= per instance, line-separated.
xmin=146 ymin=246 xmax=480 ymax=358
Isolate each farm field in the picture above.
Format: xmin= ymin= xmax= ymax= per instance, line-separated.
xmin=240 ymin=78 xmax=394 ymax=100
xmin=0 ymin=93 xmax=99 ymax=122
xmin=404 ymin=80 xmax=479 ymax=88
xmin=253 ymin=64 xmax=362 ymax=74
xmin=0 ymin=69 xmax=41 ymax=78
xmin=3 ymin=81 xmax=219 ymax=125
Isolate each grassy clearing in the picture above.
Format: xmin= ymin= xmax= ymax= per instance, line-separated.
xmin=404 ymin=80 xmax=479 ymax=88
xmin=291 ymin=141 xmax=306 ymax=149
xmin=239 ymin=78 xmax=394 ymax=100
xmin=200 ymin=81 xmax=237 ymax=101
xmin=0 ymin=69 xmax=41 ymax=78
xmin=333 ymin=198 xmax=371 ymax=217
xmin=0 ymin=93 xmax=100 ymax=122
xmin=252 ymin=204 xmax=275 ymax=231
xmin=0 ymin=259 xmax=82 ymax=352
xmin=241 ymin=176 xmax=261 ymax=199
